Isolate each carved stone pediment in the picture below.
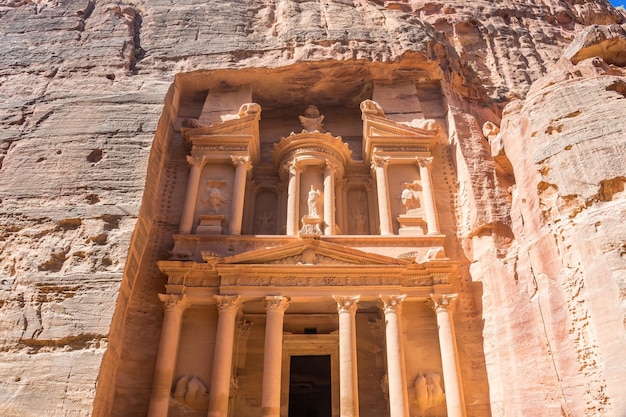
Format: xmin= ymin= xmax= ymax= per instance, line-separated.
xmin=208 ymin=239 xmax=411 ymax=267
xmin=361 ymin=111 xmax=439 ymax=163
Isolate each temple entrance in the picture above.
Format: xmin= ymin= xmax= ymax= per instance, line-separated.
xmin=288 ymin=355 xmax=332 ymax=417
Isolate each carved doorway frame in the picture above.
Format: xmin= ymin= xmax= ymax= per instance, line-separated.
xmin=281 ymin=333 xmax=340 ymax=417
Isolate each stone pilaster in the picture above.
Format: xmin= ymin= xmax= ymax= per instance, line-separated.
xmin=380 ymin=295 xmax=409 ymax=417
xmin=429 ymin=294 xmax=466 ymax=417
xmin=417 ymin=157 xmax=440 ymax=235
xmin=147 ymin=294 xmax=190 ymax=417
xmin=324 ymin=160 xmax=337 ymax=235
xmin=372 ymin=156 xmax=392 ymax=235
xmin=334 ymin=296 xmax=360 ymax=417
xmin=180 ymin=155 xmax=207 ymax=234
xmin=261 ymin=296 xmax=289 ymax=417
xmin=228 ymin=156 xmax=252 ymax=235
xmin=207 ymin=295 xmax=241 ymax=417
xmin=285 ymin=161 xmax=300 ymax=236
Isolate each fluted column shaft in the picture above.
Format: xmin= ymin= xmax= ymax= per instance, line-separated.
xmin=180 ymin=156 xmax=206 ymax=234
xmin=418 ymin=157 xmax=440 ymax=235
xmin=207 ymin=296 xmax=241 ymax=417
xmin=148 ymin=294 xmax=189 ymax=417
xmin=372 ymin=157 xmax=392 ymax=235
xmin=228 ymin=156 xmax=251 ymax=235
xmin=261 ymin=296 xmax=289 ymax=417
xmin=334 ymin=296 xmax=360 ymax=417
xmin=430 ymin=294 xmax=466 ymax=417
xmin=285 ymin=162 xmax=300 ymax=235
xmin=324 ymin=162 xmax=336 ymax=235
xmin=380 ymin=295 xmax=409 ymax=417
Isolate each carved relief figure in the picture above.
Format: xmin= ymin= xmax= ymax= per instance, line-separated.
xmin=201 ymin=180 xmax=228 ymax=214
xmin=400 ymin=181 xmax=422 ymax=216
xmin=255 ymin=210 xmax=274 ymax=234
xmin=307 ymin=185 xmax=322 ymax=217
xmin=413 ymin=371 xmax=445 ymax=416
xmin=352 ymin=208 xmax=367 ymax=234
xmin=172 ymin=374 xmax=210 ymax=409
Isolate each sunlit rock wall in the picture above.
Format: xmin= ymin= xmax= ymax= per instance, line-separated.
xmin=0 ymin=0 xmax=624 ymax=416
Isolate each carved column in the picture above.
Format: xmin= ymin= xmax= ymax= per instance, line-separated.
xmin=147 ymin=294 xmax=189 ymax=417
xmin=336 ymin=178 xmax=347 ymax=234
xmin=207 ymin=295 xmax=241 ymax=417
xmin=229 ymin=156 xmax=252 ymax=235
xmin=285 ymin=161 xmax=300 ymax=236
xmin=417 ymin=157 xmax=440 ymax=235
xmin=261 ymin=296 xmax=289 ymax=417
xmin=365 ymin=181 xmax=377 ymax=235
xmin=334 ymin=296 xmax=360 ymax=417
xmin=430 ymin=294 xmax=466 ymax=417
xmin=380 ymin=295 xmax=409 ymax=417
xmin=244 ymin=181 xmax=259 ymax=235
xmin=324 ymin=160 xmax=337 ymax=235
xmin=372 ymin=157 xmax=392 ymax=235
xmin=180 ymin=155 xmax=206 ymax=234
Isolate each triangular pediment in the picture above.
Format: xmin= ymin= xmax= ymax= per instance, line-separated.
xmin=363 ymin=114 xmax=438 ymax=140
xmin=205 ymin=239 xmax=410 ymax=266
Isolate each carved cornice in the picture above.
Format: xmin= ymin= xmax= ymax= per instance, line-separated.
xmin=272 ymin=131 xmax=352 ymax=174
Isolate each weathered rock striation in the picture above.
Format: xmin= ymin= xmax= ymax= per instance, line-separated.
xmin=0 ymin=0 xmax=624 ymax=416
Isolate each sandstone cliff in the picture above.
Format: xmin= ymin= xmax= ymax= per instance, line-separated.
xmin=0 ymin=1 xmax=624 ymax=416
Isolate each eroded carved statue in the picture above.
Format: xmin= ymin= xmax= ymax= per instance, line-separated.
xmin=307 ymin=185 xmax=322 ymax=217
xmin=299 ymin=104 xmax=324 ymax=132
xmin=414 ymin=371 xmax=445 ymax=416
xmin=172 ymin=375 xmax=209 ymax=409
xmin=360 ymin=99 xmax=385 ymax=117
xmin=401 ymin=182 xmax=422 ymax=216
xmin=201 ymin=180 xmax=228 ymax=214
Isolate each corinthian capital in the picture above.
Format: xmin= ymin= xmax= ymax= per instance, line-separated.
xmin=186 ymin=155 xmax=207 ymax=167
xmin=417 ymin=157 xmax=434 ymax=168
xmin=214 ymin=295 xmax=242 ymax=312
xmin=334 ymin=295 xmax=360 ymax=314
xmin=428 ymin=293 xmax=457 ymax=313
xmin=265 ymin=296 xmax=289 ymax=312
xmin=379 ymin=294 xmax=406 ymax=313
xmin=158 ymin=294 xmax=190 ymax=313
xmin=231 ymin=155 xmax=252 ymax=170
xmin=371 ymin=156 xmax=389 ymax=170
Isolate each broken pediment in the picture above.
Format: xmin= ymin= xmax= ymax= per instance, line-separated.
xmin=203 ymin=238 xmax=411 ymax=267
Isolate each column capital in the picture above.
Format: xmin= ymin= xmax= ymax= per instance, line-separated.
xmin=214 ymin=295 xmax=242 ymax=312
xmin=283 ymin=159 xmax=301 ymax=176
xmin=379 ymin=294 xmax=406 ymax=313
xmin=417 ymin=156 xmax=434 ymax=168
xmin=324 ymin=159 xmax=340 ymax=174
xmin=371 ymin=156 xmax=390 ymax=170
xmin=232 ymin=155 xmax=252 ymax=170
xmin=428 ymin=293 xmax=457 ymax=313
xmin=265 ymin=295 xmax=289 ymax=312
xmin=186 ymin=155 xmax=207 ymax=167
xmin=333 ymin=295 xmax=360 ymax=314
xmin=238 ymin=318 xmax=253 ymax=337
xmin=158 ymin=294 xmax=189 ymax=313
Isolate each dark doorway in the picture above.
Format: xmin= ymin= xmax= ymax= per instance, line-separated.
xmin=288 ymin=355 xmax=332 ymax=417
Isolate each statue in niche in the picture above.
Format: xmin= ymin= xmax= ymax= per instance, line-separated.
xmin=201 ymin=180 xmax=228 ymax=214
xmin=351 ymin=208 xmax=367 ymax=234
xmin=413 ymin=371 xmax=445 ymax=417
xmin=307 ymin=185 xmax=322 ymax=217
xmin=255 ymin=210 xmax=274 ymax=234
xmin=299 ymin=105 xmax=324 ymax=132
xmin=400 ymin=181 xmax=422 ymax=216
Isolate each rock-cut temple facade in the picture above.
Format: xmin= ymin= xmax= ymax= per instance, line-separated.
xmin=149 ymin=79 xmax=469 ymax=417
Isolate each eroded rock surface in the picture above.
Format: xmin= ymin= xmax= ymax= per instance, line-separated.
xmin=0 ymin=1 xmax=624 ymax=416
